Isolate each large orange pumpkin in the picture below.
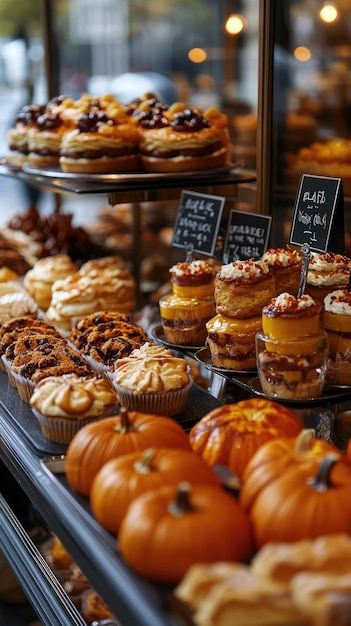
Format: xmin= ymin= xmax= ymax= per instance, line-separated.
xmin=90 ymin=447 xmax=222 ymax=533
xmin=118 ymin=481 xmax=254 ymax=584
xmin=65 ymin=408 xmax=191 ymax=496
xmin=241 ymin=453 xmax=351 ymax=548
xmin=188 ymin=398 xmax=303 ymax=479
xmin=240 ymin=428 xmax=342 ymax=510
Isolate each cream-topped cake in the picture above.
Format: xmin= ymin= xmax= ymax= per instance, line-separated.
xmin=307 ymin=252 xmax=351 ymax=303
xmin=261 ymin=247 xmax=302 ymax=297
xmin=323 ymin=289 xmax=351 ymax=385
xmin=257 ymin=292 xmax=328 ymax=400
xmin=214 ymin=259 xmax=275 ymax=319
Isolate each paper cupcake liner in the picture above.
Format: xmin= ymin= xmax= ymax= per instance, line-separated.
xmin=10 ymin=370 xmax=35 ymax=403
xmin=114 ymin=378 xmax=192 ymax=416
xmin=2 ymin=355 xmax=20 ymax=388
xmin=31 ymin=408 xmax=102 ymax=444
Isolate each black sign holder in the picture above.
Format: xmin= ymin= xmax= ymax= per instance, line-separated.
xmin=289 ymin=174 xmax=345 ymax=254
xmin=172 ymin=189 xmax=225 ymax=257
xmin=223 ymin=209 xmax=272 ymax=262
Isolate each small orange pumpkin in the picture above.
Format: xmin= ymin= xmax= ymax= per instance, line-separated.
xmin=118 ymin=481 xmax=254 ymax=584
xmin=189 ymin=398 xmax=303 ymax=479
xmin=65 ymin=408 xmax=191 ymax=496
xmin=240 ymin=428 xmax=342 ymax=510
xmin=90 ymin=447 xmax=222 ymax=533
xmin=241 ymin=453 xmax=351 ymax=548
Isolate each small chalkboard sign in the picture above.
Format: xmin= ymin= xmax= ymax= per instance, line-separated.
xmin=289 ymin=174 xmax=345 ymax=253
xmin=172 ymin=189 xmax=225 ymax=257
xmin=223 ymin=210 xmax=272 ymax=262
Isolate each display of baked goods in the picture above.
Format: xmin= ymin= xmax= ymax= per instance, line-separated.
xmin=257 ymin=292 xmax=328 ymax=400
xmin=7 ymin=91 xmax=232 ymax=175
xmin=114 ymin=341 xmax=192 ymax=415
xmin=159 ymin=258 xmax=217 ymax=346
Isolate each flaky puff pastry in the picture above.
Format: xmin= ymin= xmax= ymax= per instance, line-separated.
xmin=30 ymin=373 xmax=117 ymax=419
xmin=23 ymin=254 xmax=78 ymax=310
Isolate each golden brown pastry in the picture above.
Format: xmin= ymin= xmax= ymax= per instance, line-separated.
xmin=206 ymin=313 xmax=261 ymax=370
xmin=214 ymin=259 xmax=275 ymax=319
xmin=135 ymin=97 xmax=231 ymax=172
xmin=261 ymin=247 xmax=302 ymax=297
xmin=23 ymin=254 xmax=79 ymax=310
xmin=306 ymin=252 xmax=351 ymax=303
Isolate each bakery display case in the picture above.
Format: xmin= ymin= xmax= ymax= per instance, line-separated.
xmin=2 ymin=1 xmax=351 ymax=625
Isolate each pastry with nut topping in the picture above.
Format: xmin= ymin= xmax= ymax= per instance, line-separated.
xmin=134 ymin=96 xmax=231 ymax=172
xmin=261 ymin=246 xmax=302 ymax=297
xmin=30 ymin=373 xmax=117 ymax=443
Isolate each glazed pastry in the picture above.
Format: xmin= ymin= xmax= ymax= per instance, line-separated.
xmin=206 ymin=313 xmax=262 ymax=370
xmin=257 ymin=292 xmax=328 ymax=400
xmin=7 ymin=103 xmax=46 ymax=167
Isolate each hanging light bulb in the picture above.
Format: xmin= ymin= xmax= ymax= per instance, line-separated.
xmin=319 ymin=2 xmax=339 ymax=23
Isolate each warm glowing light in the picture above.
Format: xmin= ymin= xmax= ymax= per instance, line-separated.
xmin=320 ymin=3 xmax=338 ymax=23
xmin=225 ymin=14 xmax=247 ymax=35
xmin=188 ymin=47 xmax=207 ymax=63
xmin=294 ymin=46 xmax=312 ymax=62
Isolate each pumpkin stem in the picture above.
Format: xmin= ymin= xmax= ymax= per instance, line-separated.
xmin=116 ymin=407 xmax=136 ymax=433
xmin=168 ymin=482 xmax=194 ymax=517
xmin=307 ymin=452 xmax=340 ymax=492
xmin=294 ymin=428 xmax=316 ymax=453
xmin=134 ymin=449 xmax=155 ymax=474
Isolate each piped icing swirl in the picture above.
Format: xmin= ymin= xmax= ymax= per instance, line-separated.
xmin=115 ymin=342 xmax=190 ymax=393
xmin=309 ymin=252 xmax=351 ymax=272
xmin=30 ymin=374 xmax=117 ymax=419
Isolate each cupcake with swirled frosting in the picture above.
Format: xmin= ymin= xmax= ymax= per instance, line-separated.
xmin=114 ymin=342 xmax=192 ymax=415
xmin=323 ymin=289 xmax=351 ymax=386
xmin=30 ymin=374 xmax=117 ymax=443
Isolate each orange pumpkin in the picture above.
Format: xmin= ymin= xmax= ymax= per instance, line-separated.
xmin=188 ymin=398 xmax=303 ymax=479
xmin=240 ymin=428 xmax=342 ymax=510
xmin=90 ymin=447 xmax=222 ymax=533
xmin=241 ymin=453 xmax=351 ymax=548
xmin=65 ymin=408 xmax=191 ymax=496
xmin=118 ymin=481 xmax=254 ymax=584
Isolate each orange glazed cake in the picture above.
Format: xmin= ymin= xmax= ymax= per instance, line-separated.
xmin=257 ymin=292 xmax=328 ymax=400
xmin=159 ymin=259 xmax=217 ymax=346
xmin=323 ymin=289 xmax=351 ymax=386
xmin=261 ymin=246 xmax=302 ymax=297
